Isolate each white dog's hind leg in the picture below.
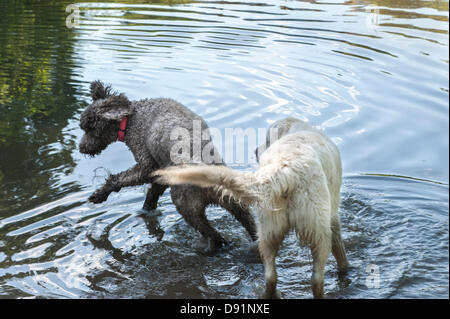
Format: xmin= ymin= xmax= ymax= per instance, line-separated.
xmin=331 ymin=215 xmax=348 ymax=273
xmin=259 ymin=238 xmax=282 ymax=299
xmin=258 ymin=215 xmax=286 ymax=299
xmin=310 ymin=239 xmax=331 ymax=298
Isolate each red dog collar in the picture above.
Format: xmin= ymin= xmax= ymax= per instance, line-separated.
xmin=118 ymin=117 xmax=128 ymax=142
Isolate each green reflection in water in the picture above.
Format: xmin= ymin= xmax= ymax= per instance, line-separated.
xmin=0 ymin=1 xmax=83 ymax=214
xmin=345 ymin=0 xmax=449 ymax=11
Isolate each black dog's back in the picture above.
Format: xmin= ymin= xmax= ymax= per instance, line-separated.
xmin=125 ymin=97 xmax=222 ymax=168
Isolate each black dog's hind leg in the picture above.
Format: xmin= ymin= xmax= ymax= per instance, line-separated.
xmin=143 ymin=183 xmax=168 ymax=210
xmin=218 ymin=196 xmax=257 ymax=241
xmin=171 ymin=185 xmax=225 ymax=251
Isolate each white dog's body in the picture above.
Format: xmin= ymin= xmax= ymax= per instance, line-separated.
xmin=153 ymin=118 xmax=348 ymax=298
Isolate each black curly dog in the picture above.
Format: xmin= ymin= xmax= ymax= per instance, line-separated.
xmin=79 ymin=81 xmax=257 ymax=251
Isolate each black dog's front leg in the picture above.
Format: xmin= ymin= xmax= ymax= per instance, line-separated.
xmin=89 ymin=164 xmax=149 ymax=203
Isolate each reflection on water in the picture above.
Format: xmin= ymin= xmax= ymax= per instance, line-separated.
xmin=0 ymin=2 xmax=84 ymax=219
xmin=0 ymin=0 xmax=448 ymax=298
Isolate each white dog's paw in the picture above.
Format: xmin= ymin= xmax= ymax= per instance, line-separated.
xmin=261 ymin=289 xmax=282 ymax=299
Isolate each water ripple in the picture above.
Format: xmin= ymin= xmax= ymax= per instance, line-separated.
xmin=0 ymin=0 xmax=448 ymax=299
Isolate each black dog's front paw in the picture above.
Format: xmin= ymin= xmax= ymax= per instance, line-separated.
xmin=88 ymin=190 xmax=110 ymax=204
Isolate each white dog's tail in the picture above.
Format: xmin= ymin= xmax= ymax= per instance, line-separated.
xmin=152 ymin=165 xmax=259 ymax=206
xmin=152 ymin=163 xmax=297 ymax=211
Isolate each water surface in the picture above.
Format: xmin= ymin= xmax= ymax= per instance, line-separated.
xmin=0 ymin=0 xmax=448 ymax=298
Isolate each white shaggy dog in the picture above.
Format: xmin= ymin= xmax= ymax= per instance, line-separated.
xmin=152 ymin=118 xmax=348 ymax=298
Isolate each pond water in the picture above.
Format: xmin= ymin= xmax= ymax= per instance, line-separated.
xmin=0 ymin=0 xmax=448 ymax=299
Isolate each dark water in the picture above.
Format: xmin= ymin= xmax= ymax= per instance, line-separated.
xmin=0 ymin=0 xmax=448 ymax=299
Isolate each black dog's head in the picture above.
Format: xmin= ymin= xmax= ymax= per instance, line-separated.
xmin=79 ymin=81 xmax=131 ymax=156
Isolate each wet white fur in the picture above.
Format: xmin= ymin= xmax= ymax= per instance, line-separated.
xmin=153 ymin=118 xmax=348 ymax=298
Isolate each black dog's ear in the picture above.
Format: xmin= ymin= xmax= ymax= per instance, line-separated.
xmin=98 ymin=93 xmax=131 ymax=121
xmin=90 ymin=80 xmax=113 ymax=101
